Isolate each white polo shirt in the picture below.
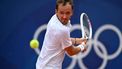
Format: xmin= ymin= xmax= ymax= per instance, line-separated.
xmin=36 ymin=14 xmax=72 ymax=69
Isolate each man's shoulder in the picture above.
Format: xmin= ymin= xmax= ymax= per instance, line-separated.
xmin=49 ymin=14 xmax=57 ymax=23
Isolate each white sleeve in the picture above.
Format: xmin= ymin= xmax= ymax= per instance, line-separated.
xmin=60 ymin=30 xmax=72 ymax=49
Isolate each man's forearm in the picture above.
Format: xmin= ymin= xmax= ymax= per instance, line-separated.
xmin=70 ymin=38 xmax=76 ymax=45
xmin=71 ymin=38 xmax=85 ymax=45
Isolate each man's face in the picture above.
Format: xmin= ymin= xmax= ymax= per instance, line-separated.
xmin=56 ymin=3 xmax=73 ymax=25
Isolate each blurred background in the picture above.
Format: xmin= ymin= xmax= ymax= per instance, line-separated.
xmin=0 ymin=0 xmax=122 ymax=69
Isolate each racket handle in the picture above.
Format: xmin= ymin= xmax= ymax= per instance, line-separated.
xmin=84 ymin=35 xmax=88 ymax=40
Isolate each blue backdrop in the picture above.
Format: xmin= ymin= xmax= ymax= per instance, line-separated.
xmin=0 ymin=0 xmax=122 ymax=69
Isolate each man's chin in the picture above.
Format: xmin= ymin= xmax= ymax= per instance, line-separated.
xmin=62 ymin=21 xmax=68 ymax=25
xmin=62 ymin=22 xmax=68 ymax=25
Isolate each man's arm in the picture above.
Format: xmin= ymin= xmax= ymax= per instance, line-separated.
xmin=71 ymin=38 xmax=87 ymax=45
xmin=64 ymin=43 xmax=86 ymax=56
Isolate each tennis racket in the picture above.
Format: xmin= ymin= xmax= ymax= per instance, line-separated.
xmin=80 ymin=13 xmax=92 ymax=40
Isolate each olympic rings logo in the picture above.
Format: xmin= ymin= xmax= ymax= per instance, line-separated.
xmin=32 ymin=24 xmax=122 ymax=69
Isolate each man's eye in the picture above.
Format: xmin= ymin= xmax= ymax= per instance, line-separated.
xmin=66 ymin=12 xmax=70 ymax=15
xmin=60 ymin=12 xmax=64 ymax=15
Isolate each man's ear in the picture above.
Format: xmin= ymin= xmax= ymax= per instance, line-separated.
xmin=71 ymin=10 xmax=73 ymax=16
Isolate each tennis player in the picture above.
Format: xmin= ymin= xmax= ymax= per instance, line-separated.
xmin=36 ymin=0 xmax=87 ymax=69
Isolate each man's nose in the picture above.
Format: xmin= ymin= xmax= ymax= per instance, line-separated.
xmin=62 ymin=14 xmax=67 ymax=19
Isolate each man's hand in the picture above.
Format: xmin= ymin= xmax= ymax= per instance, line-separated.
xmin=75 ymin=38 xmax=87 ymax=45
